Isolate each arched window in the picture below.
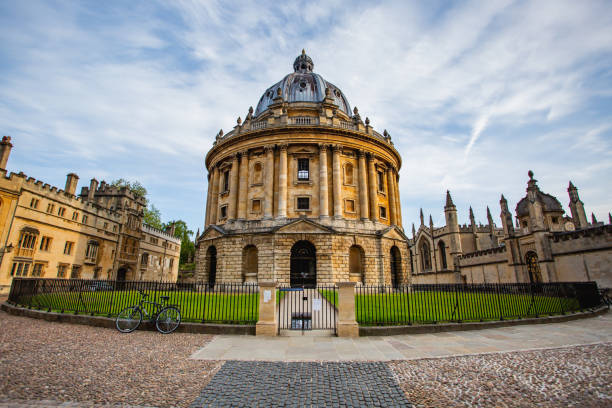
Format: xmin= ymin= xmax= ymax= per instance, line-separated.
xmin=349 ymin=245 xmax=364 ymax=283
xmin=242 ymin=245 xmax=258 ymax=283
xmin=420 ymin=241 xmax=431 ymax=271
xmin=438 ymin=240 xmax=447 ymax=270
xmin=253 ymin=162 xmax=263 ymax=185
xmin=141 ymin=252 xmax=149 ymax=266
xmin=344 ymin=163 xmax=354 ymax=185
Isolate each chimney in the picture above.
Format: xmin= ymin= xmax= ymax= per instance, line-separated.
xmin=88 ymin=178 xmax=99 ymax=201
xmin=65 ymin=173 xmax=79 ymax=195
xmin=0 ymin=136 xmax=13 ymax=169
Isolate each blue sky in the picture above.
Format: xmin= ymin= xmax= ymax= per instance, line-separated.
xmin=1 ymin=0 xmax=611 ymax=235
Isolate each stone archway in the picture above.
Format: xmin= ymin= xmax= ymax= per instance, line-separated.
xmin=207 ymin=246 xmax=217 ymax=287
xmin=290 ymin=240 xmax=316 ymax=288
xmin=116 ymin=266 xmax=129 ymax=290
xmin=525 ymin=251 xmax=542 ymax=284
xmin=390 ymin=246 xmax=401 ymax=288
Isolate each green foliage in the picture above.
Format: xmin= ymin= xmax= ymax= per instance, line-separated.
xmin=144 ymin=204 xmax=164 ymax=229
xmin=110 ymin=179 xmax=147 ymax=199
xmin=166 ymin=219 xmax=195 ymax=265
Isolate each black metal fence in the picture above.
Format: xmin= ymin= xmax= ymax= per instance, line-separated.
xmin=356 ymin=282 xmax=603 ymax=326
xmin=8 ymin=278 xmax=259 ymax=324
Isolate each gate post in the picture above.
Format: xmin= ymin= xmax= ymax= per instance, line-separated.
xmin=256 ymin=281 xmax=278 ymax=336
xmin=337 ymin=282 xmax=359 ymax=337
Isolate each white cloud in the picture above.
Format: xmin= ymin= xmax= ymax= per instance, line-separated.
xmin=0 ymin=0 xmax=611 ymax=231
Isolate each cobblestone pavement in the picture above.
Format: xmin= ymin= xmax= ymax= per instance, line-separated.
xmin=190 ymin=361 xmax=412 ymax=408
xmin=389 ymin=342 xmax=612 ymax=408
xmin=0 ymin=311 xmax=220 ymax=408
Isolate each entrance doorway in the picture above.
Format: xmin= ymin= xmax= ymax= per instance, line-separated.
xmin=207 ymin=246 xmax=217 ymax=286
xmin=290 ymin=240 xmax=316 ymax=288
xmin=390 ymin=246 xmax=401 ymax=287
xmin=116 ymin=266 xmax=128 ymax=290
xmin=525 ymin=251 xmax=542 ymax=284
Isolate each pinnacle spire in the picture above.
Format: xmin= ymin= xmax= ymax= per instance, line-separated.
xmin=412 ymin=223 xmax=416 ymax=238
xmin=445 ymin=190 xmax=454 ymax=207
xmin=609 ymin=212 xmax=611 ymax=224
xmin=592 ymin=212 xmax=598 ymax=224
xmin=569 ymin=181 xmax=576 ymax=189
xmin=429 ymin=214 xmax=433 ymax=227
xmin=420 ymin=208 xmax=424 ymax=225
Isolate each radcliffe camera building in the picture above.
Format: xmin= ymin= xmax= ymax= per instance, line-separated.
xmin=196 ymin=51 xmax=409 ymax=287
xmin=0 ymin=137 xmax=181 ymax=293
xmin=196 ymin=51 xmax=612 ymax=289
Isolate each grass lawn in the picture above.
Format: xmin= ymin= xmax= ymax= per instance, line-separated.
xmin=26 ymin=289 xmax=259 ymax=324
xmin=318 ymin=289 xmax=337 ymax=307
xmin=356 ymin=289 xmax=580 ymax=325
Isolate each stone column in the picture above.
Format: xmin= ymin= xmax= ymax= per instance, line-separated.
xmin=367 ymin=154 xmax=378 ymax=222
xmin=358 ymin=150 xmax=369 ymax=220
xmin=337 ymin=282 xmax=359 ymax=337
xmin=278 ymin=144 xmax=288 ymax=218
xmin=205 ymin=171 xmax=213 ymax=228
xmin=263 ymin=145 xmax=274 ymax=219
xmin=387 ymin=167 xmax=397 ymax=225
xmin=210 ymin=166 xmax=220 ymax=225
xmin=332 ymin=145 xmax=342 ymax=218
xmin=237 ymin=151 xmax=249 ymax=220
xmin=255 ymin=281 xmax=278 ymax=336
xmin=394 ymin=169 xmax=403 ymax=227
xmin=228 ymin=154 xmax=239 ymax=220
xmin=318 ymin=144 xmax=329 ymax=218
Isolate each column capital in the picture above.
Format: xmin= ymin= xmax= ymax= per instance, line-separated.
xmin=357 ymin=149 xmax=367 ymax=158
xmin=238 ymin=150 xmax=249 ymax=158
xmin=318 ymin=143 xmax=328 ymax=152
xmin=331 ymin=144 xmax=342 ymax=152
xmin=278 ymin=143 xmax=288 ymax=151
xmin=264 ymin=144 xmax=275 ymax=153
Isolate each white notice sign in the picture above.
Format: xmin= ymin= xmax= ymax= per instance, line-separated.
xmin=263 ymin=290 xmax=271 ymax=303
xmin=312 ymin=298 xmax=322 ymax=311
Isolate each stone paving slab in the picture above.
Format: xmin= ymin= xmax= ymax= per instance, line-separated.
xmin=191 ymin=312 xmax=612 ymax=361
xmin=190 ymin=361 xmax=412 ymax=408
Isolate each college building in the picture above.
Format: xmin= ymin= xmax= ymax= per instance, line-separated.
xmin=0 ymin=136 xmax=181 ymax=293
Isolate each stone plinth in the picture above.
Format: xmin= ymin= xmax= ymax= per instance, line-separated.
xmin=336 ymin=281 xmax=359 ymax=337
xmin=256 ymin=281 xmax=278 ymax=336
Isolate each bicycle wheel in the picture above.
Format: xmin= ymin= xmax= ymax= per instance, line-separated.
xmin=116 ymin=306 xmax=142 ymax=333
xmin=155 ymin=306 xmax=181 ymax=334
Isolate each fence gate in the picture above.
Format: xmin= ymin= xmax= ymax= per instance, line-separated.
xmin=278 ymin=285 xmax=337 ymax=335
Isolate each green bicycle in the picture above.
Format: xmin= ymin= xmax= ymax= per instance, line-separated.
xmin=115 ymin=290 xmax=181 ymax=334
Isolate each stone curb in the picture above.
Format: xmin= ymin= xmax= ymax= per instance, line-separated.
xmin=0 ymin=302 xmax=255 ymax=335
xmin=359 ymin=306 xmax=609 ymax=336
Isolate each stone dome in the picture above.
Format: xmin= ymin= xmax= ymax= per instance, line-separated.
xmin=254 ymin=50 xmax=352 ymax=117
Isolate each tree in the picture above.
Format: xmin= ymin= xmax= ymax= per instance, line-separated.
xmin=166 ymin=219 xmax=195 ymax=265
xmin=110 ymin=179 xmax=147 ymax=199
xmin=144 ymin=204 xmax=164 ymax=230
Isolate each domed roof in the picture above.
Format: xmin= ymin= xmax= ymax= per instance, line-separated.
xmin=254 ymin=50 xmax=352 ymax=117
xmin=515 ymin=171 xmax=564 ymax=217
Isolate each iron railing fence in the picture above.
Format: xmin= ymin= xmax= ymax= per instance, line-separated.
xmin=277 ymin=285 xmax=338 ymax=334
xmin=356 ymin=282 xmax=603 ymax=326
xmin=8 ymin=278 xmax=259 ymax=325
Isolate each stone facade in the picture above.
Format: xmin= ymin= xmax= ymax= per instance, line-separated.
xmin=195 ymin=52 xmax=409 ymax=287
xmin=410 ymin=171 xmax=612 ymax=288
xmin=0 ymin=137 xmax=180 ymax=293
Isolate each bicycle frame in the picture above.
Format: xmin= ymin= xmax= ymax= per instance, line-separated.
xmin=135 ymin=297 xmax=167 ymax=321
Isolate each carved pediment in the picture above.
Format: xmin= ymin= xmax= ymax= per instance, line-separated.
xmin=200 ymin=225 xmax=226 ymax=241
xmin=275 ymin=219 xmax=334 ymax=234
xmin=381 ymin=226 xmax=409 ymax=242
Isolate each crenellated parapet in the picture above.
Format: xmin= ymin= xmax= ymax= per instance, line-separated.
xmin=142 ymin=224 xmax=181 ymax=244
